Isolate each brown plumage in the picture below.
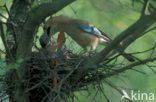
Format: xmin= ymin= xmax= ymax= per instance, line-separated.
xmin=43 ymin=15 xmax=134 ymax=62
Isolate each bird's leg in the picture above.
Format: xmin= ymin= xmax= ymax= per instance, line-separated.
xmin=89 ymin=45 xmax=96 ymax=55
xmin=90 ymin=45 xmax=96 ymax=51
xmin=81 ymin=46 xmax=96 ymax=57
xmin=81 ymin=47 xmax=89 ymax=56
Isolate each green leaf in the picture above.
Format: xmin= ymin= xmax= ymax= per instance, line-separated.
xmin=17 ymin=59 xmax=24 ymax=64
xmin=6 ymin=63 xmax=20 ymax=70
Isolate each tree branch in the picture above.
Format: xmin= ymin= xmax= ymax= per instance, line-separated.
xmin=122 ymin=25 xmax=156 ymax=51
xmin=83 ymin=12 xmax=156 ymax=69
xmin=138 ymin=0 xmax=156 ymax=14
xmin=14 ymin=1 xmax=76 ymax=102
xmin=16 ymin=0 xmax=76 ymax=59
xmin=72 ymin=10 xmax=156 ymax=83
xmin=0 ymin=22 xmax=14 ymax=61
xmin=141 ymin=0 xmax=150 ymax=17
xmin=104 ymin=57 xmax=156 ymax=78
xmin=81 ymin=57 xmax=156 ymax=86
xmin=0 ymin=49 xmax=6 ymax=54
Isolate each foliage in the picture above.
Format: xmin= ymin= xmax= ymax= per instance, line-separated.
xmin=0 ymin=0 xmax=156 ymax=102
xmin=0 ymin=59 xmax=24 ymax=75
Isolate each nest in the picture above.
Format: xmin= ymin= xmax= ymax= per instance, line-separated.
xmin=24 ymin=48 xmax=86 ymax=102
xmin=3 ymin=44 xmax=123 ymax=102
xmin=3 ymin=34 xmax=133 ymax=102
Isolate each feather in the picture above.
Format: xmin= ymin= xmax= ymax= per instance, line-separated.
xmin=77 ymin=25 xmax=95 ymax=35
xmin=78 ymin=25 xmax=110 ymax=42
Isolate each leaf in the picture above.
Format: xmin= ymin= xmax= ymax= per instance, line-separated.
xmin=6 ymin=63 xmax=19 ymax=70
xmin=0 ymin=61 xmax=6 ymax=68
xmin=17 ymin=59 xmax=24 ymax=64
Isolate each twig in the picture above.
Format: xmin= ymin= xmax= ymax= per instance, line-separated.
xmin=98 ymin=84 xmax=110 ymax=102
xmin=104 ymin=54 xmax=120 ymax=64
xmin=129 ymin=43 xmax=156 ymax=55
xmin=0 ymin=4 xmax=18 ymax=47
xmin=143 ymin=26 xmax=156 ymax=34
xmin=131 ymin=69 xmax=146 ymax=75
xmin=0 ymin=13 xmax=8 ymax=20
xmin=83 ymin=57 xmax=156 ymax=86
xmin=138 ymin=0 xmax=156 ymax=13
xmin=104 ymin=80 xmax=132 ymax=102
xmin=133 ymin=56 xmax=156 ymax=73
xmin=69 ymin=5 xmax=77 ymax=15
xmin=52 ymin=59 xmax=84 ymax=102
xmin=3 ymin=4 xmax=13 ymax=21
xmin=141 ymin=0 xmax=150 ymax=17
xmin=0 ymin=22 xmax=14 ymax=61
xmin=0 ymin=49 xmax=6 ymax=54
xmin=25 ymin=79 xmax=46 ymax=93
xmin=104 ymin=57 xmax=156 ymax=78
xmin=149 ymin=44 xmax=156 ymax=58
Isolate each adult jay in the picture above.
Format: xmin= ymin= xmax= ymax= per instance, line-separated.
xmin=41 ymin=15 xmax=134 ymax=62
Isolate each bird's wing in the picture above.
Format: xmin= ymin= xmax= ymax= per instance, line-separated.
xmin=78 ymin=24 xmax=110 ymax=41
xmin=77 ymin=25 xmax=95 ymax=35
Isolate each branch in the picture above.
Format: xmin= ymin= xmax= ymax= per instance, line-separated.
xmin=14 ymin=1 xmax=75 ymax=102
xmin=0 ymin=13 xmax=8 ymax=20
xmin=72 ymin=10 xmax=156 ymax=83
xmin=0 ymin=22 xmax=14 ymax=61
xmin=104 ymin=80 xmax=132 ymax=102
xmin=16 ymin=0 xmax=76 ymax=59
xmin=81 ymin=57 xmax=156 ymax=86
xmin=138 ymin=0 xmax=156 ymax=14
xmin=129 ymin=44 xmax=156 ymax=55
xmin=122 ymin=25 xmax=156 ymax=51
xmin=104 ymin=57 xmax=156 ymax=78
xmin=83 ymin=12 xmax=156 ymax=69
xmin=105 ymin=57 xmax=156 ymax=78
xmin=141 ymin=0 xmax=150 ymax=17
xmin=0 ymin=49 xmax=6 ymax=54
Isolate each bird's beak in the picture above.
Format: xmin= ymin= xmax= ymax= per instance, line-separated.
xmin=43 ymin=25 xmax=51 ymax=37
xmin=46 ymin=27 xmax=51 ymax=36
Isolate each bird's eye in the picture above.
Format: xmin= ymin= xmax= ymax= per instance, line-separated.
xmin=91 ymin=26 xmax=94 ymax=31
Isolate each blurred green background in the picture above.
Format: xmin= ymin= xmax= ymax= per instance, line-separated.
xmin=1 ymin=0 xmax=156 ymax=102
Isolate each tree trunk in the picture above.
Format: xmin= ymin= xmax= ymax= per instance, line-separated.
xmin=5 ymin=0 xmax=75 ymax=102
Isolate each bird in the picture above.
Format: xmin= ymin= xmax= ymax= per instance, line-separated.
xmin=42 ymin=14 xmax=134 ymax=62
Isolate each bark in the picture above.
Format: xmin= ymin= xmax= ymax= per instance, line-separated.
xmin=5 ymin=0 xmax=76 ymax=102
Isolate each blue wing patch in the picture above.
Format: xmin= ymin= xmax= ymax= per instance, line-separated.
xmin=77 ymin=25 xmax=96 ymax=35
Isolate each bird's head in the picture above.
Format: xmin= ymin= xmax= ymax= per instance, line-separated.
xmin=44 ymin=15 xmax=70 ymax=36
xmin=43 ymin=16 xmax=58 ymax=37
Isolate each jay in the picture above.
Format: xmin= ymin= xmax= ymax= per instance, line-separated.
xmin=41 ymin=15 xmax=134 ymax=62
